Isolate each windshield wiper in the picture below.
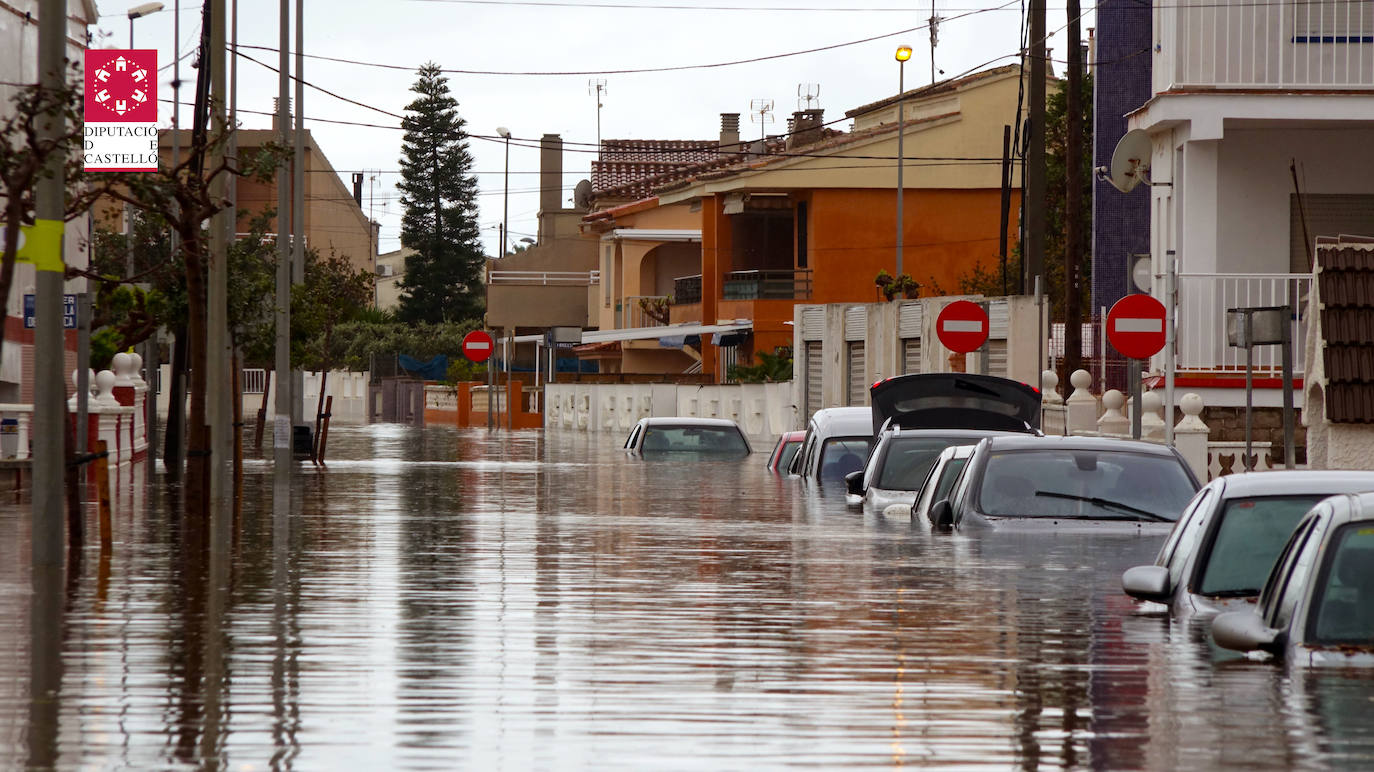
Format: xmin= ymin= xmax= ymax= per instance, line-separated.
xmin=1032 ymin=490 xmax=1172 ymax=522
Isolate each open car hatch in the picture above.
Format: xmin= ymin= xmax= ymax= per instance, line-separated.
xmin=869 ymin=373 xmax=1041 ymax=434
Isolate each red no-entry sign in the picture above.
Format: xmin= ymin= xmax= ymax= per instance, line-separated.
xmin=936 ymin=300 xmax=990 ymax=353
xmin=1106 ymin=293 xmax=1167 ymax=360
xmin=462 ymin=330 xmax=495 ymax=363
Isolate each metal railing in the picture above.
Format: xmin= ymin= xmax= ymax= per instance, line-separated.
xmin=674 ymin=274 xmax=703 ymax=305
xmin=624 ymin=295 xmax=671 ymax=328
xmin=1176 ymin=273 xmax=1311 ymax=373
xmin=243 ymin=368 xmax=267 ymax=394
xmin=722 ymin=269 xmax=814 ymax=300
xmin=488 ymin=270 xmax=599 ymax=285
xmin=1157 ymin=0 xmax=1374 ymax=91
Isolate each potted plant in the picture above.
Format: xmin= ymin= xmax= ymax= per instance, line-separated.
xmin=874 ymin=269 xmax=895 ymax=301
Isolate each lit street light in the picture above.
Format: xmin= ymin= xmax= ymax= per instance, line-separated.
xmin=127 ymin=2 xmax=165 ymax=47
xmin=895 ymin=43 xmax=912 ymax=278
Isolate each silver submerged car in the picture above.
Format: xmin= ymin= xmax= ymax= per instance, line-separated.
xmin=1212 ymin=491 xmax=1374 ymax=666
xmin=622 ymin=417 xmax=752 ymax=458
xmin=846 ymin=373 xmax=1041 ymax=510
xmin=788 ymin=407 xmax=873 ymax=485
xmin=1122 ymin=471 xmax=1374 ymax=619
xmin=908 ymin=443 xmax=977 ymax=526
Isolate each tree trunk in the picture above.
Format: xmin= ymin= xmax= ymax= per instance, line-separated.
xmin=183 ymin=229 xmax=210 ymax=518
xmin=164 ymin=324 xmax=188 ymax=477
xmin=313 ymin=370 xmax=328 ymax=462
xmin=1063 ymin=0 xmax=1085 ymax=380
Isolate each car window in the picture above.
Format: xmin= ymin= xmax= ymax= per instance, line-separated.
xmin=818 ymin=438 xmax=869 ymax=482
xmin=1259 ymin=513 xmax=1319 ymax=615
xmin=1309 ymin=523 xmax=1374 ymax=644
xmin=929 ymin=458 xmax=969 ymax=507
xmin=777 ymin=441 xmax=802 ymax=473
xmin=875 ymin=436 xmax=965 ymax=491
xmin=796 ymin=429 xmax=817 ymax=476
xmin=639 ymin=425 xmax=749 ymax=455
xmin=1267 ymin=516 xmax=1326 ymax=631
xmin=975 ymin=448 xmax=1196 ymax=519
xmin=625 ymin=424 xmax=641 ymax=449
xmin=1195 ymin=495 xmax=1325 ymax=596
xmin=1161 ymin=488 xmax=1213 ymax=588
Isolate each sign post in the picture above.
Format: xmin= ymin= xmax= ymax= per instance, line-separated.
xmin=1106 ymin=294 xmax=1167 ymax=439
xmin=463 ymin=330 xmax=496 ymax=430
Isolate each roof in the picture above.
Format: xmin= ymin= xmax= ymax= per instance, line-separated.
xmin=591 ymin=140 xmax=724 ymax=200
xmin=845 ymin=64 xmax=1023 ymax=119
xmin=1208 ymin=469 xmax=1374 ymax=498
xmin=1317 ymin=242 xmax=1374 ymax=422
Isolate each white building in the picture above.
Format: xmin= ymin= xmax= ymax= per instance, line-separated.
xmin=1129 ymin=0 xmax=1374 ymax=408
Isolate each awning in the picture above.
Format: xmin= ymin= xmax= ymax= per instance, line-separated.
xmin=658 ymin=334 xmax=701 ymax=349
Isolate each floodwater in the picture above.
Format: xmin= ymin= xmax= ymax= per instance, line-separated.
xmin=2 ymin=425 xmax=1374 ymax=770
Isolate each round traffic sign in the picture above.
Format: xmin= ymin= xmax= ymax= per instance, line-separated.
xmin=461 ymin=330 xmax=495 ymax=363
xmin=935 ymin=300 xmax=990 ymax=353
xmin=1106 ymin=293 xmax=1167 ymax=359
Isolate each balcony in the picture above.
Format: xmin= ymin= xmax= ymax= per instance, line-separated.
xmin=1155 ymin=0 xmax=1374 ymax=91
xmin=1177 ymin=273 xmax=1311 ymax=374
xmin=623 ymin=295 xmax=671 ymax=328
xmin=673 ymin=274 xmax=703 ymax=305
xmin=488 ymin=270 xmax=599 ymax=286
xmin=722 ymin=269 xmax=814 ymax=300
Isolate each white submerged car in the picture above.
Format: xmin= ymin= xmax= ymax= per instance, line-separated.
xmin=622 ymin=417 xmax=752 ymax=458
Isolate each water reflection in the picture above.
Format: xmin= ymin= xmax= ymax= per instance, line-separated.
xmin=1 ymin=425 xmax=1372 ymax=768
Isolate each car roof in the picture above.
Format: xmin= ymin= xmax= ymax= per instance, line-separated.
xmin=1210 ymin=470 xmax=1374 ymax=498
xmin=885 ymin=428 xmax=1022 ymax=440
xmin=808 ymin=407 xmax=873 ymax=436
xmin=980 ymin=434 xmax=1181 ymax=456
xmin=777 ymin=430 xmax=807 ymax=441
xmin=639 ymin=417 xmax=743 ymax=428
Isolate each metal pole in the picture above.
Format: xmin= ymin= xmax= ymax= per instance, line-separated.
xmin=487 ymin=339 xmax=494 ymax=431
xmin=1034 ymin=275 xmax=1044 ymax=385
xmin=33 ymin=0 xmax=67 ymax=568
xmin=1245 ymin=312 xmax=1254 ymax=471
xmin=502 ymin=134 xmax=510 ymax=258
xmin=292 ymin=0 xmax=305 ymax=430
xmin=1025 ymin=0 xmax=1047 ymax=293
xmin=1130 ymin=358 xmax=1142 ymax=439
xmin=1099 ymin=305 xmax=1106 ymax=390
xmin=77 ymin=293 xmax=90 ymax=454
xmin=895 ymin=60 xmax=905 ymax=278
xmin=977 ymin=300 xmax=990 ymax=375
xmin=1282 ymin=300 xmax=1296 ymax=469
xmin=1165 ymin=250 xmax=1176 ymax=444
xmin=273 ymin=0 xmax=292 ymax=470
xmin=208 ymin=0 xmax=231 ymax=511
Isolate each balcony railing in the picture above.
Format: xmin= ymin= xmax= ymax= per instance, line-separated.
xmin=488 ymin=270 xmax=599 ymax=285
xmin=1156 ymin=0 xmax=1374 ymax=91
xmin=722 ymin=269 xmax=814 ymax=301
xmin=624 ymin=295 xmax=671 ymax=328
xmin=1177 ymin=273 xmax=1311 ymax=374
xmin=674 ymin=274 xmax=703 ymax=305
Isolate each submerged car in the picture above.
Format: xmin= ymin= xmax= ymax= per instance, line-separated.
xmin=766 ymin=430 xmax=806 ymax=474
xmin=929 ymin=435 xmax=1201 ymax=531
xmin=907 ymin=443 xmax=977 ymax=525
xmin=1211 ymin=491 xmax=1374 ymax=666
xmin=622 ymin=417 xmax=751 ymax=457
xmin=788 ymin=407 xmax=872 ymax=485
xmin=847 ymin=373 xmax=1041 ymax=509
xmin=1122 ymin=471 xmax=1374 ymax=619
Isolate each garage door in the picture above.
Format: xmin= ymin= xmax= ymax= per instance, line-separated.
xmin=902 ymin=339 xmax=921 ymax=374
xmin=847 ymin=341 xmax=866 ymax=406
xmin=805 ymin=341 xmax=823 ymax=419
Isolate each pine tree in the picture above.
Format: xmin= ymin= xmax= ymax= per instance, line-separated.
xmin=396 ymin=63 xmax=485 ymax=324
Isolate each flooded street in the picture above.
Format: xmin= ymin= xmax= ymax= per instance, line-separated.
xmin=3 ymin=425 xmax=1374 ymax=769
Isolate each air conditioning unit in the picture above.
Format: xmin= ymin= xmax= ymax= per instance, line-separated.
xmin=376 ymin=264 xmax=394 ymax=277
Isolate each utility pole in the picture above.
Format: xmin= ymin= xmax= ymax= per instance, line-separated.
xmin=1025 ymin=0 xmax=1047 ymax=294
xmin=33 ymin=0 xmax=66 ymax=568
xmin=273 ymin=0 xmax=292 ymax=471
xmin=208 ymin=0 xmax=231 ymax=511
xmin=928 ymin=0 xmax=940 ymax=85
xmin=1063 ymin=0 xmax=1084 ymax=377
xmin=292 ymin=0 xmax=306 ymax=433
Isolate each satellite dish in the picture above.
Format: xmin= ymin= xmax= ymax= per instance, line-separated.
xmin=1106 ymin=129 xmax=1153 ymax=193
xmin=573 ymin=179 xmax=593 ymax=211
xmin=1131 ymin=255 xmax=1153 ymax=293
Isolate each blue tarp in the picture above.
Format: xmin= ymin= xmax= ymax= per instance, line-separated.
xmin=398 ymin=354 xmax=449 ymax=381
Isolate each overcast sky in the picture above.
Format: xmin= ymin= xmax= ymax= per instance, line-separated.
xmin=94 ymin=0 xmax=1088 ymax=258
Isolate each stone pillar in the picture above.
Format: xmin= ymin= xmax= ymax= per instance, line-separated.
xmin=110 ymin=353 xmax=137 ymax=462
xmin=1041 ymin=370 xmax=1065 ymax=436
xmin=1065 ymin=369 xmax=1097 ymax=435
xmin=1141 ymin=390 xmax=1166 ymax=440
xmin=68 ymin=369 xmax=98 ymax=453
xmin=95 ymin=370 xmax=126 ymax=464
xmin=1174 ymin=392 xmax=1210 ymax=482
xmin=1098 ymin=389 xmax=1129 ymax=436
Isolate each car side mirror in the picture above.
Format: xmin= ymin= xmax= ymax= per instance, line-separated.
xmin=930 ymin=499 xmax=954 ymax=530
xmin=1121 ymin=565 xmax=1172 ymax=604
xmin=1211 ymin=611 xmax=1283 ymax=655
xmin=845 ymin=471 xmax=864 ymax=497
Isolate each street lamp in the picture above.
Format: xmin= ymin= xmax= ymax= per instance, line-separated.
xmin=895 ymin=43 xmax=912 ymax=278
xmin=127 ymin=2 xmax=165 ymax=47
xmin=496 ymin=127 xmax=511 ymax=258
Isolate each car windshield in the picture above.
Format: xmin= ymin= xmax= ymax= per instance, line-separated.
xmin=1197 ymin=495 xmax=1325 ymax=596
xmin=776 ymin=441 xmax=802 ymax=471
xmin=875 ymin=436 xmax=968 ymax=491
xmin=1311 ymin=524 xmax=1374 ymax=645
xmin=978 ymin=448 xmax=1195 ymax=520
xmin=819 ymin=438 xmax=869 ymax=482
xmin=640 ymin=425 xmax=748 ymax=455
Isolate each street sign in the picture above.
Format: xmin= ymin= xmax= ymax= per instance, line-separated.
xmin=935 ymin=300 xmax=989 ymax=353
xmin=462 ymin=329 xmax=495 ymax=363
xmin=23 ymin=293 xmax=77 ymax=329
xmin=1106 ymin=293 xmax=1167 ymax=359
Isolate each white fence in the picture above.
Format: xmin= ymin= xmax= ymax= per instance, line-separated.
xmin=545 ymin=382 xmax=797 ymax=445
xmin=1176 ymin=273 xmax=1310 ymax=373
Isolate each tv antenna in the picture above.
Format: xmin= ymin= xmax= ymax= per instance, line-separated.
xmin=589 ymin=79 xmax=608 ymax=160
xmin=750 ymin=98 xmax=774 ymax=142
xmin=797 ymin=83 xmax=820 ymax=111
xmin=929 ymin=0 xmax=943 ymax=84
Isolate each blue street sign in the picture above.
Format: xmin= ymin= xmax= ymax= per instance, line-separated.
xmin=23 ymin=293 xmax=77 ymax=329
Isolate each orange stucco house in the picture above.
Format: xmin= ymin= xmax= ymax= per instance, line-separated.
xmin=581 ymin=65 xmax=1031 ymax=381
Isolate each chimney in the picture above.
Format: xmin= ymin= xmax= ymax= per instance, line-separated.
xmin=271 ymin=97 xmax=292 ymax=131
xmin=539 ymin=133 xmax=562 ymax=215
xmin=352 ymin=172 xmax=363 ymax=206
xmin=719 ymin=113 xmax=741 ymax=156
xmin=786 ymin=109 xmax=824 ymax=150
